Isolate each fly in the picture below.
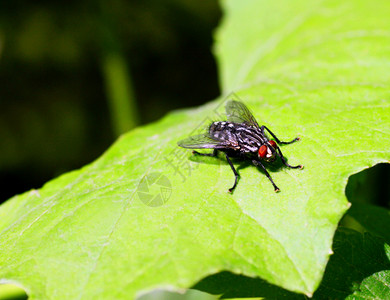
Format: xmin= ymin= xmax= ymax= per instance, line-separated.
xmin=177 ymin=99 xmax=303 ymax=192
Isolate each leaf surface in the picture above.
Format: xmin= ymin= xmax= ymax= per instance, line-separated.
xmin=193 ymin=228 xmax=390 ymax=299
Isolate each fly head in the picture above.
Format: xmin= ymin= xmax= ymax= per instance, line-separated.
xmin=258 ymin=140 xmax=277 ymax=162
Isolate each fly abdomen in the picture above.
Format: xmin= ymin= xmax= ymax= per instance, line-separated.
xmin=209 ymin=121 xmax=237 ymax=142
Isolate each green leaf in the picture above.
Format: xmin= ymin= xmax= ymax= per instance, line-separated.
xmin=192 ymin=228 xmax=390 ymax=299
xmin=348 ymin=202 xmax=390 ymax=244
xmin=315 ymin=228 xmax=390 ymax=299
xmin=137 ymin=289 xmax=219 ymax=300
xmin=1 ymin=0 xmax=390 ymax=299
xmin=347 ymin=271 xmax=390 ymax=300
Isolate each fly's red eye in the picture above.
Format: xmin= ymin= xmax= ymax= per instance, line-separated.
xmin=259 ymin=145 xmax=267 ymax=158
xmin=269 ymin=140 xmax=277 ymax=148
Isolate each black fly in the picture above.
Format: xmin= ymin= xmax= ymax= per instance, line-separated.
xmin=177 ymin=99 xmax=303 ymax=193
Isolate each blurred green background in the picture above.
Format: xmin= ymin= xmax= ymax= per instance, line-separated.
xmin=0 ymin=0 xmax=221 ymax=203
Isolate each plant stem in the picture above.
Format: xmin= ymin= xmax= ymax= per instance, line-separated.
xmin=101 ymin=52 xmax=139 ymax=136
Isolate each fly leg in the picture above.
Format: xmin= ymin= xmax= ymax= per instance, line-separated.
xmin=225 ymin=153 xmax=239 ymax=193
xmin=193 ymin=150 xmax=238 ymax=192
xmin=252 ymin=159 xmax=280 ymax=192
xmin=275 ymin=147 xmax=303 ymax=169
xmin=192 ymin=149 xmax=218 ymax=157
xmin=261 ymin=125 xmax=300 ymax=144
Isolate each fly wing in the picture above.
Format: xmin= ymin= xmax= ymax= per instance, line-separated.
xmin=178 ymin=134 xmax=223 ymax=149
xmin=225 ymin=100 xmax=260 ymax=129
xmin=178 ymin=133 xmax=238 ymax=150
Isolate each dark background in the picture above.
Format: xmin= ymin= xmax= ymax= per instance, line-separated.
xmin=0 ymin=0 xmax=221 ymax=203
